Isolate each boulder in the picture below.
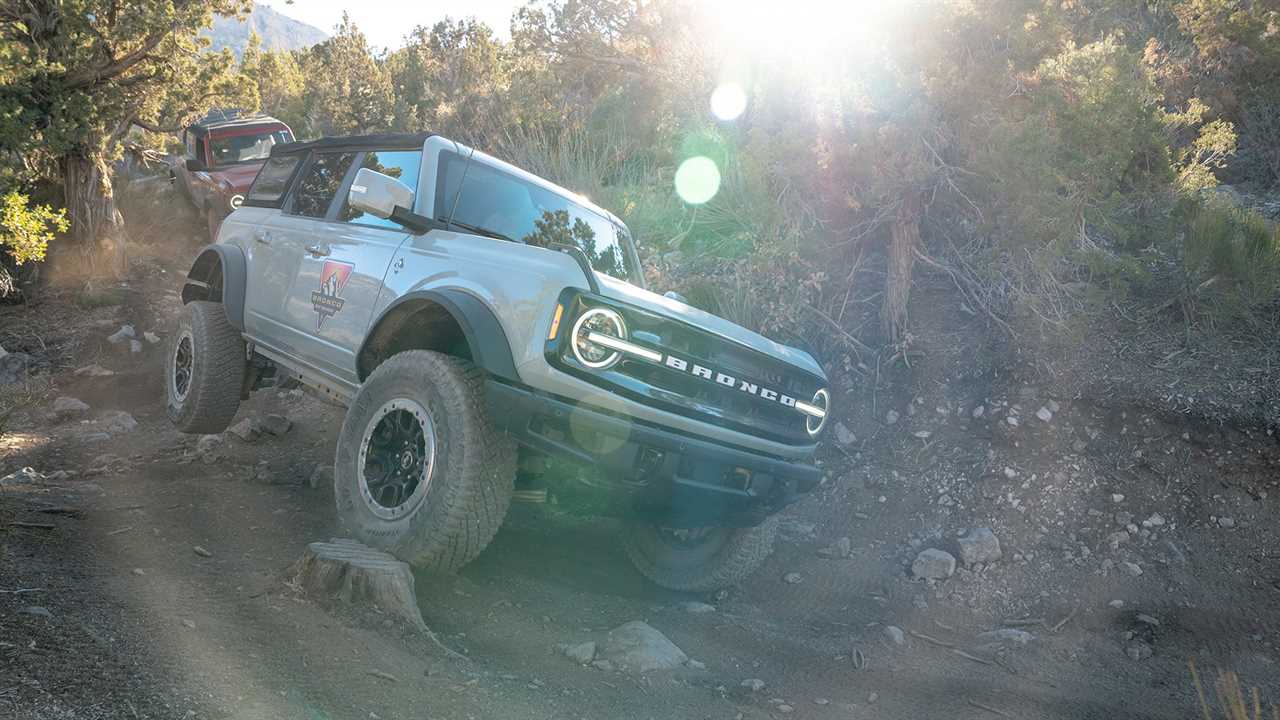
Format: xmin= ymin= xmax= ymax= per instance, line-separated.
xmin=597 ymin=621 xmax=687 ymax=672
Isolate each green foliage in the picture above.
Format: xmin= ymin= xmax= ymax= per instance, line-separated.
xmin=0 ymin=191 xmax=68 ymax=265
xmin=294 ymin=16 xmax=395 ymax=136
xmin=1185 ymin=201 xmax=1280 ymax=295
xmin=1237 ymin=88 xmax=1280 ymax=187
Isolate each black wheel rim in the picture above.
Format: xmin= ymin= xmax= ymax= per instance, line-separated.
xmin=171 ymin=332 xmax=194 ymax=404
xmin=357 ymin=399 xmax=436 ymax=520
xmin=655 ymin=526 xmax=718 ymax=550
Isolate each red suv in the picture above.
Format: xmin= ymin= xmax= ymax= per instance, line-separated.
xmin=174 ymin=112 xmax=294 ymax=240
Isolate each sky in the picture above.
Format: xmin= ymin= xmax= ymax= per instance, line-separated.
xmin=259 ymin=0 xmax=525 ymax=50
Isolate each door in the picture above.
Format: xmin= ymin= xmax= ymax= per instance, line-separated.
xmin=274 ymin=148 xmax=422 ymax=382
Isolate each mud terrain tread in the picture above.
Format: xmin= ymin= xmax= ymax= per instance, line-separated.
xmin=334 ymin=351 xmax=514 ymax=573
xmin=622 ymin=517 xmax=779 ymax=592
xmin=166 ymin=301 xmax=245 ymax=434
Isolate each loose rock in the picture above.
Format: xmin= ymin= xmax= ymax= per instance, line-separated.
xmin=834 ymin=422 xmax=856 ymax=446
xmin=195 ymin=434 xmax=223 ymax=461
xmin=260 ymin=414 xmax=293 ymax=436
xmin=883 ymin=625 xmax=906 ymax=646
xmin=1036 ymin=406 xmax=1053 ymax=422
xmin=226 ymin=417 xmax=261 ymax=442
xmin=956 ymin=528 xmax=1003 ymax=565
xmin=193 ymin=545 xmax=213 ymax=558
xmin=51 ymin=396 xmax=90 ymax=420
xmin=598 ymin=621 xmax=688 ymax=672
xmin=309 ymin=464 xmax=335 ymax=490
xmin=74 ymin=364 xmax=115 ymax=377
xmin=106 ymin=325 xmax=136 ymax=344
xmin=1 ymin=467 xmax=42 ymax=486
xmin=742 ymin=678 xmax=766 ymax=692
xmin=143 ymin=331 xmax=161 ymax=344
xmin=783 ymin=572 xmax=803 ymax=584
xmin=98 ymin=410 xmax=138 ymax=434
xmin=1119 ymin=561 xmax=1143 ymax=577
xmin=977 ymin=628 xmax=1035 ymax=646
xmin=1218 ymin=517 xmax=1236 ymax=529
xmin=18 ymin=606 xmax=52 ymax=619
xmin=817 ymin=536 xmax=853 ymax=559
xmin=678 ymin=601 xmax=716 ymax=614
xmin=1125 ymin=640 xmax=1153 ymax=660
xmin=912 ymin=549 xmax=956 ymax=580
xmin=885 ymin=409 xmax=900 ymax=425
xmin=559 ymin=641 xmax=597 ymax=665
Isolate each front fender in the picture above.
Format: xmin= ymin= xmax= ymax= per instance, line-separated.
xmin=361 ymin=288 xmax=520 ymax=382
xmin=181 ymin=244 xmax=247 ymax=331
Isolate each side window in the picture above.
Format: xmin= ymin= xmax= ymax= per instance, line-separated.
xmin=245 ymin=156 xmax=301 ymax=207
xmin=290 ymin=152 xmax=356 ymax=219
xmin=338 ymin=150 xmax=422 ymax=228
xmin=194 ymin=136 xmax=207 ymax=166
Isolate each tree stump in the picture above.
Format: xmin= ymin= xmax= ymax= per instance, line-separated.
xmin=288 ymin=539 xmax=428 ymax=631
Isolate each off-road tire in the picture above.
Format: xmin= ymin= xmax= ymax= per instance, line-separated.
xmin=622 ymin=517 xmax=779 ymax=592
xmin=165 ymin=301 xmax=246 ymax=433
xmin=334 ymin=351 xmax=516 ymax=572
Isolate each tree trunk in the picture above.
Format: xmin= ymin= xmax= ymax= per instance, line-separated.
xmin=882 ymin=191 xmax=923 ymax=344
xmin=61 ymin=152 xmax=127 ymax=276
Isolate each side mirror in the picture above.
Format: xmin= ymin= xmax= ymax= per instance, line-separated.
xmin=185 ymin=158 xmax=205 ymax=172
xmin=348 ymin=167 xmax=414 ymax=220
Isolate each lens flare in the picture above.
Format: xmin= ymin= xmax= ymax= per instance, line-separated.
xmin=710 ymin=83 xmax=748 ymax=121
xmin=674 ymin=157 xmax=721 ymax=205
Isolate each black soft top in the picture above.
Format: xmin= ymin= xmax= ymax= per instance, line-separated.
xmin=270 ymin=132 xmax=437 ymax=157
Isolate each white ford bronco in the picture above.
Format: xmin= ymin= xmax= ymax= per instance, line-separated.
xmin=166 ymin=133 xmax=830 ymax=590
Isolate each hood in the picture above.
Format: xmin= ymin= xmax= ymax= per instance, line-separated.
xmin=208 ymin=162 xmax=265 ymax=193
xmin=596 ymin=273 xmax=826 ymax=381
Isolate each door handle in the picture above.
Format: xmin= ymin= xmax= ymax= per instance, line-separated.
xmin=254 ymin=229 xmax=271 ymax=244
xmin=304 ymin=244 xmax=330 ymax=257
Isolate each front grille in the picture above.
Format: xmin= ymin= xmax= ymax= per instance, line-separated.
xmin=549 ymin=292 xmax=825 ymax=446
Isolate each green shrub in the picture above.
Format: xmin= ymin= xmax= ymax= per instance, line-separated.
xmin=1181 ymin=201 xmax=1280 ymax=325
xmin=0 ymin=191 xmax=67 ymax=266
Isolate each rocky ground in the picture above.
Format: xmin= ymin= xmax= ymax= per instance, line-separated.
xmin=1 ymin=244 xmax=1278 ymax=719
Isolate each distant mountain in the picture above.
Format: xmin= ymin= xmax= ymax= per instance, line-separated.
xmin=207 ymin=4 xmax=328 ymax=56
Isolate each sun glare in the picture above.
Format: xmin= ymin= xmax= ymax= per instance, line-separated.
xmin=710 ymin=82 xmax=748 ymax=121
xmin=675 ymin=157 xmax=722 ymax=205
xmin=703 ymin=0 xmax=889 ymax=67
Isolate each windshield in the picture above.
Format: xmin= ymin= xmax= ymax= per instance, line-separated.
xmin=436 ymin=150 xmax=642 ymax=285
xmin=209 ymin=128 xmax=294 ymax=167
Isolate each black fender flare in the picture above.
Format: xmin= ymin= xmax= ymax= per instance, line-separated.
xmin=360 ymin=288 xmax=521 ymax=382
xmin=181 ymin=244 xmax=247 ymax=331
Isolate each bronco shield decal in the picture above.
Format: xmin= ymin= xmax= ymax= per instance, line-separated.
xmin=311 ymin=260 xmax=354 ymax=329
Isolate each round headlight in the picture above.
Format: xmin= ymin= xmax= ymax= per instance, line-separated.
xmin=571 ymin=307 xmax=626 ymax=369
xmin=229 ymin=194 xmax=244 ymax=210
xmin=806 ymin=388 xmax=830 ymax=436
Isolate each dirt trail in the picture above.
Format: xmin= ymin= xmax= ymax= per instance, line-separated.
xmin=3 ymin=267 xmax=1279 ymax=720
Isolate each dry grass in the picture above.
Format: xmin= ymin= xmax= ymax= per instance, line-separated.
xmin=1191 ymin=661 xmax=1279 ymax=720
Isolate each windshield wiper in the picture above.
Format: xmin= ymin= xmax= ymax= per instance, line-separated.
xmin=444 ymin=220 xmax=514 ymax=243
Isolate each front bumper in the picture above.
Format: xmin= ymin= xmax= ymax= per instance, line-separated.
xmin=485 ymin=380 xmax=822 ymax=528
